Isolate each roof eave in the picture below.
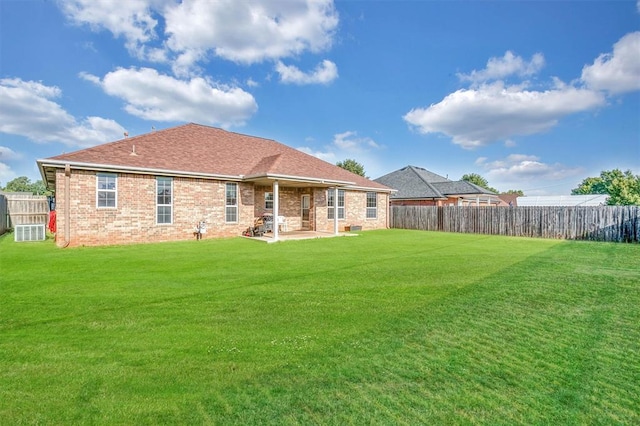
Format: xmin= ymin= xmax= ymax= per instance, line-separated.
xmin=36 ymin=159 xmax=244 ymax=183
xmin=244 ymin=172 xmax=355 ymax=187
xmin=391 ymin=196 xmax=448 ymax=200
xmin=345 ymin=185 xmax=395 ymax=193
xmin=36 ymin=160 xmax=394 ymax=192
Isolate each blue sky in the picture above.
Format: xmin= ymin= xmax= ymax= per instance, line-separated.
xmin=1 ymin=0 xmax=638 ymax=195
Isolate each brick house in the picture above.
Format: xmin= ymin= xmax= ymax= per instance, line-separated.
xmin=374 ymin=165 xmax=499 ymax=207
xmin=37 ymin=123 xmax=392 ymax=247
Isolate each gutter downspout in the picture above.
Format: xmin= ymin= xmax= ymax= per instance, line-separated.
xmin=63 ymin=164 xmax=70 ymax=248
xmin=333 ymin=187 xmax=339 ymax=235
xmin=386 ymin=192 xmax=391 ymax=229
xmin=273 ymin=180 xmax=279 ymax=242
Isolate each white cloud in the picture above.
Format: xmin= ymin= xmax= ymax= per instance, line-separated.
xmin=276 ymin=60 xmax=338 ymax=85
xmin=333 ymin=131 xmax=380 ymax=151
xmin=81 ymin=67 xmax=258 ymax=127
xmin=581 ymin=32 xmax=640 ymax=95
xmin=59 ymin=0 xmax=339 ymax=74
xmin=458 ymin=51 xmax=545 ymax=85
xmin=296 ymin=146 xmax=336 ymax=163
xmin=0 ymin=78 xmax=126 ymax=147
xmin=298 ymin=130 xmax=381 ymax=161
xmin=297 ymin=130 xmax=384 ymax=176
xmin=477 ymin=154 xmax=584 ymax=194
xmin=58 ymin=0 xmax=165 ymax=60
xmin=404 ymin=82 xmax=605 ymax=149
xmin=406 ymin=33 xmax=640 ymax=150
xmin=165 ymin=0 xmax=338 ymax=66
xmin=0 ymin=146 xmax=21 ymax=161
xmin=0 ymin=147 xmax=19 ymax=186
xmin=0 ymin=162 xmax=14 ymax=186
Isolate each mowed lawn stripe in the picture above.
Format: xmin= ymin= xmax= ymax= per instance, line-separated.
xmin=1 ymin=229 xmax=638 ymax=424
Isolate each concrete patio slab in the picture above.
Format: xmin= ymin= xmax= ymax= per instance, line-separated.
xmin=242 ymin=230 xmax=358 ymax=243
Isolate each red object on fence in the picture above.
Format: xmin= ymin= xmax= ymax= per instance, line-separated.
xmin=48 ymin=210 xmax=56 ymax=233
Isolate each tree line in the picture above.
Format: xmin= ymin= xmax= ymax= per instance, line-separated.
xmin=0 ymin=176 xmax=49 ymax=195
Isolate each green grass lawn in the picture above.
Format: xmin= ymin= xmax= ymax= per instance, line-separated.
xmin=1 ymin=229 xmax=639 ymax=425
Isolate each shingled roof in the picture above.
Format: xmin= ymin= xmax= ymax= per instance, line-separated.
xmin=38 ymin=123 xmax=391 ymax=192
xmin=374 ymin=165 xmax=496 ymax=200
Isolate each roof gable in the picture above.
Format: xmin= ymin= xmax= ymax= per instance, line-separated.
xmin=39 ymin=123 xmax=390 ymax=191
xmin=374 ymin=165 xmax=447 ymax=199
xmin=409 ymin=166 xmax=449 ymax=183
xmin=432 ymin=180 xmax=496 ymax=195
xmin=375 ymin=165 xmax=497 ymax=199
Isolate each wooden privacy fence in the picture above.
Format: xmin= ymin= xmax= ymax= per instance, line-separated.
xmin=3 ymin=194 xmax=49 ymax=228
xmin=391 ymin=206 xmax=640 ymax=243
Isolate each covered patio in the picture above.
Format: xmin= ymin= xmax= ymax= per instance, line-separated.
xmin=246 ymin=173 xmax=353 ymax=242
xmin=243 ymin=229 xmax=358 ymax=243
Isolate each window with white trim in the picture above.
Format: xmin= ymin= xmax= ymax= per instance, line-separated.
xmin=97 ymin=173 xmax=117 ymax=208
xmin=327 ymin=189 xmax=345 ymax=220
xmin=366 ymin=192 xmax=377 ymax=219
xmin=226 ymin=183 xmax=238 ymax=223
xmin=156 ymin=177 xmax=173 ymax=224
xmin=265 ymin=192 xmax=274 ymax=210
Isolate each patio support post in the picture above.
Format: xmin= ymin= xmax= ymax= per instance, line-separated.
xmin=273 ymin=180 xmax=279 ymax=241
xmin=333 ymin=186 xmax=339 ymax=235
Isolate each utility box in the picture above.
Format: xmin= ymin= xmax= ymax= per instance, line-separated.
xmin=14 ymin=224 xmax=46 ymax=242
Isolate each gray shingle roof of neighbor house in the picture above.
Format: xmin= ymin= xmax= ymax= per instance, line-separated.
xmin=38 ymin=123 xmax=392 ymax=192
xmin=374 ymin=165 xmax=497 ymax=200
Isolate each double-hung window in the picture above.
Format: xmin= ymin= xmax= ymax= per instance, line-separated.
xmin=327 ymin=189 xmax=345 ymax=220
xmin=156 ymin=177 xmax=173 ymax=224
xmin=226 ymin=183 xmax=238 ymax=223
xmin=265 ymin=192 xmax=274 ymax=210
xmin=366 ymin=192 xmax=377 ymax=219
xmin=97 ymin=173 xmax=117 ymax=208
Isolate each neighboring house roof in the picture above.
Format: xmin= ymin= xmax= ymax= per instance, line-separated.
xmin=374 ymin=165 xmax=497 ymax=200
xmin=517 ymin=194 xmax=609 ymax=206
xmin=38 ymin=123 xmax=391 ymax=192
xmin=374 ymin=165 xmax=446 ymax=199
xmin=498 ymin=194 xmax=519 ymax=206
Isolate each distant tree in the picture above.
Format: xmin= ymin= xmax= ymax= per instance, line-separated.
xmin=4 ymin=176 xmax=33 ymax=192
xmin=502 ymin=189 xmax=524 ymax=196
xmin=572 ymin=169 xmax=640 ymax=205
xmin=461 ymin=173 xmax=498 ymax=193
xmin=31 ymin=180 xmax=48 ymax=195
xmin=607 ymin=177 xmax=640 ymax=205
xmin=336 ymin=159 xmax=366 ymax=177
xmin=572 ymin=172 xmax=618 ymax=195
xmin=3 ymin=176 xmax=49 ymax=195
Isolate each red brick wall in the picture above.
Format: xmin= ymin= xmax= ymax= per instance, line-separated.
xmin=55 ymin=170 xmax=253 ymax=247
xmin=54 ymin=170 xmax=390 ymax=246
xmin=315 ymin=189 xmax=389 ymax=232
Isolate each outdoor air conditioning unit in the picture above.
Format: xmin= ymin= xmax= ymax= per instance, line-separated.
xmin=14 ymin=224 xmax=46 ymax=242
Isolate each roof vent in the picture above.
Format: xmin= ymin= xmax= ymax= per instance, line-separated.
xmin=14 ymin=224 xmax=46 ymax=242
xmin=130 ymin=144 xmax=138 ymax=156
